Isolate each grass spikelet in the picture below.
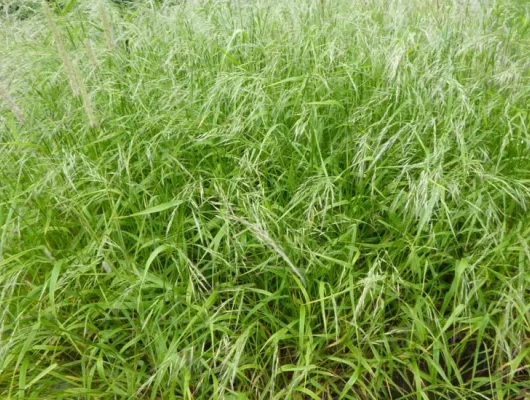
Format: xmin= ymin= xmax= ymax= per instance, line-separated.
xmin=85 ymin=39 xmax=98 ymax=67
xmin=98 ymin=0 xmax=115 ymax=51
xmin=71 ymin=58 xmax=98 ymax=127
xmin=42 ymin=0 xmax=78 ymax=96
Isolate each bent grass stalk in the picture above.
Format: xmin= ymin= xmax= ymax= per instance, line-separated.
xmin=0 ymin=83 xmax=24 ymax=124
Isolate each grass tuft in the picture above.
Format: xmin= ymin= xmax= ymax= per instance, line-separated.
xmin=1 ymin=0 xmax=530 ymax=398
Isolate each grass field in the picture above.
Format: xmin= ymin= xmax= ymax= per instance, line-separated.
xmin=1 ymin=0 xmax=530 ymax=398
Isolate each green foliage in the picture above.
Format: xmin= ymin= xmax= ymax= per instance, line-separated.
xmin=1 ymin=0 xmax=529 ymax=398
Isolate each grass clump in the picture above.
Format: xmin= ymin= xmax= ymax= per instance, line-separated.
xmin=1 ymin=0 xmax=530 ymax=398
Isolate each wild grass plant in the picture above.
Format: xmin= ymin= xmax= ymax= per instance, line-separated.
xmin=1 ymin=0 xmax=529 ymax=398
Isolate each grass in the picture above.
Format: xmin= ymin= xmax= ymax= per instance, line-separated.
xmin=1 ymin=0 xmax=530 ymax=398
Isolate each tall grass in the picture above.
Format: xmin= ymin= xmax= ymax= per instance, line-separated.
xmin=1 ymin=0 xmax=529 ymax=398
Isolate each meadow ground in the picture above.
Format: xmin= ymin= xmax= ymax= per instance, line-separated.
xmin=1 ymin=0 xmax=530 ymax=398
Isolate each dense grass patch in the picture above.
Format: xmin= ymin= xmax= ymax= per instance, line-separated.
xmin=1 ymin=0 xmax=530 ymax=398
